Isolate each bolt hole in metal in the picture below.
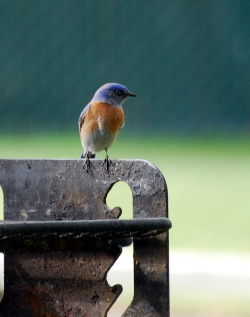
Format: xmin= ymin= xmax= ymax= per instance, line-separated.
xmin=106 ymin=181 xmax=134 ymax=317
xmin=0 ymin=187 xmax=4 ymax=302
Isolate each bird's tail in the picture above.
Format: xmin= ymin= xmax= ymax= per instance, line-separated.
xmin=80 ymin=151 xmax=96 ymax=159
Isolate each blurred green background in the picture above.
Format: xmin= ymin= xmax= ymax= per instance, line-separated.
xmin=1 ymin=0 xmax=250 ymax=134
xmin=1 ymin=1 xmax=250 ymax=316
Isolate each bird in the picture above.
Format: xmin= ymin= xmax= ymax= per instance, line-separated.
xmin=78 ymin=83 xmax=136 ymax=171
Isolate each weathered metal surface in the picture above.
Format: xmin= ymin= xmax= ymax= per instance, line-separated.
xmin=0 ymin=218 xmax=171 ymax=252
xmin=0 ymin=218 xmax=171 ymax=237
xmin=2 ymin=248 xmax=122 ymax=317
xmin=0 ymin=159 xmax=169 ymax=317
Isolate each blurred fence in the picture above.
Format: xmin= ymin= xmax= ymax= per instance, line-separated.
xmin=0 ymin=0 xmax=249 ymax=134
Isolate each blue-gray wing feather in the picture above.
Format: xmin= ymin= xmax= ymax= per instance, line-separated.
xmin=78 ymin=103 xmax=91 ymax=131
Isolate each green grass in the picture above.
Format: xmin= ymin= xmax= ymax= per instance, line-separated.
xmin=0 ymin=132 xmax=250 ymax=251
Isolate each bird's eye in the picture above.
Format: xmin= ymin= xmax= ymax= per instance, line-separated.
xmin=115 ymin=89 xmax=123 ymax=96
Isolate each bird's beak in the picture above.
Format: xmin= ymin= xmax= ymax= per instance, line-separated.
xmin=127 ymin=92 xmax=137 ymax=97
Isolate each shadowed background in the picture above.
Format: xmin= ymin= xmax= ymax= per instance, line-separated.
xmin=1 ymin=1 xmax=250 ymax=316
xmin=1 ymin=0 xmax=250 ymax=134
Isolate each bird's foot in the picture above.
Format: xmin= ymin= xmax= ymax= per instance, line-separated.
xmin=102 ymin=155 xmax=112 ymax=172
xmin=83 ymin=156 xmax=92 ymax=172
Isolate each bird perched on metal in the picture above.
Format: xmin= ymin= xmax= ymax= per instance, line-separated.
xmin=78 ymin=83 xmax=136 ymax=171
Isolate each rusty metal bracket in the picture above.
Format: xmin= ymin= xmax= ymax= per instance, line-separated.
xmin=0 ymin=159 xmax=170 ymax=317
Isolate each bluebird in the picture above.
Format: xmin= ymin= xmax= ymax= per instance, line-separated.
xmin=78 ymin=83 xmax=136 ymax=171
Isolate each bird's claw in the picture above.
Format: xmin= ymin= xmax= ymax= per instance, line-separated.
xmin=102 ymin=156 xmax=112 ymax=172
xmin=83 ymin=156 xmax=92 ymax=172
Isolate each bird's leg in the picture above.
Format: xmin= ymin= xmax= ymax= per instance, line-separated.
xmin=82 ymin=152 xmax=92 ymax=172
xmin=102 ymin=150 xmax=112 ymax=172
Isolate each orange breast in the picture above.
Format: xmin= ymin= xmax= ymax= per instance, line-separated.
xmin=86 ymin=102 xmax=125 ymax=135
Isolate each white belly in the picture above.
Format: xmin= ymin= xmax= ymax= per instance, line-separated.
xmin=82 ymin=129 xmax=116 ymax=154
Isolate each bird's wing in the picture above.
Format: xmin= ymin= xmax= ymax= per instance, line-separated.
xmin=78 ymin=103 xmax=91 ymax=132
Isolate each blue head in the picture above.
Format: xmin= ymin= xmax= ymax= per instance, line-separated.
xmin=91 ymin=83 xmax=136 ymax=107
